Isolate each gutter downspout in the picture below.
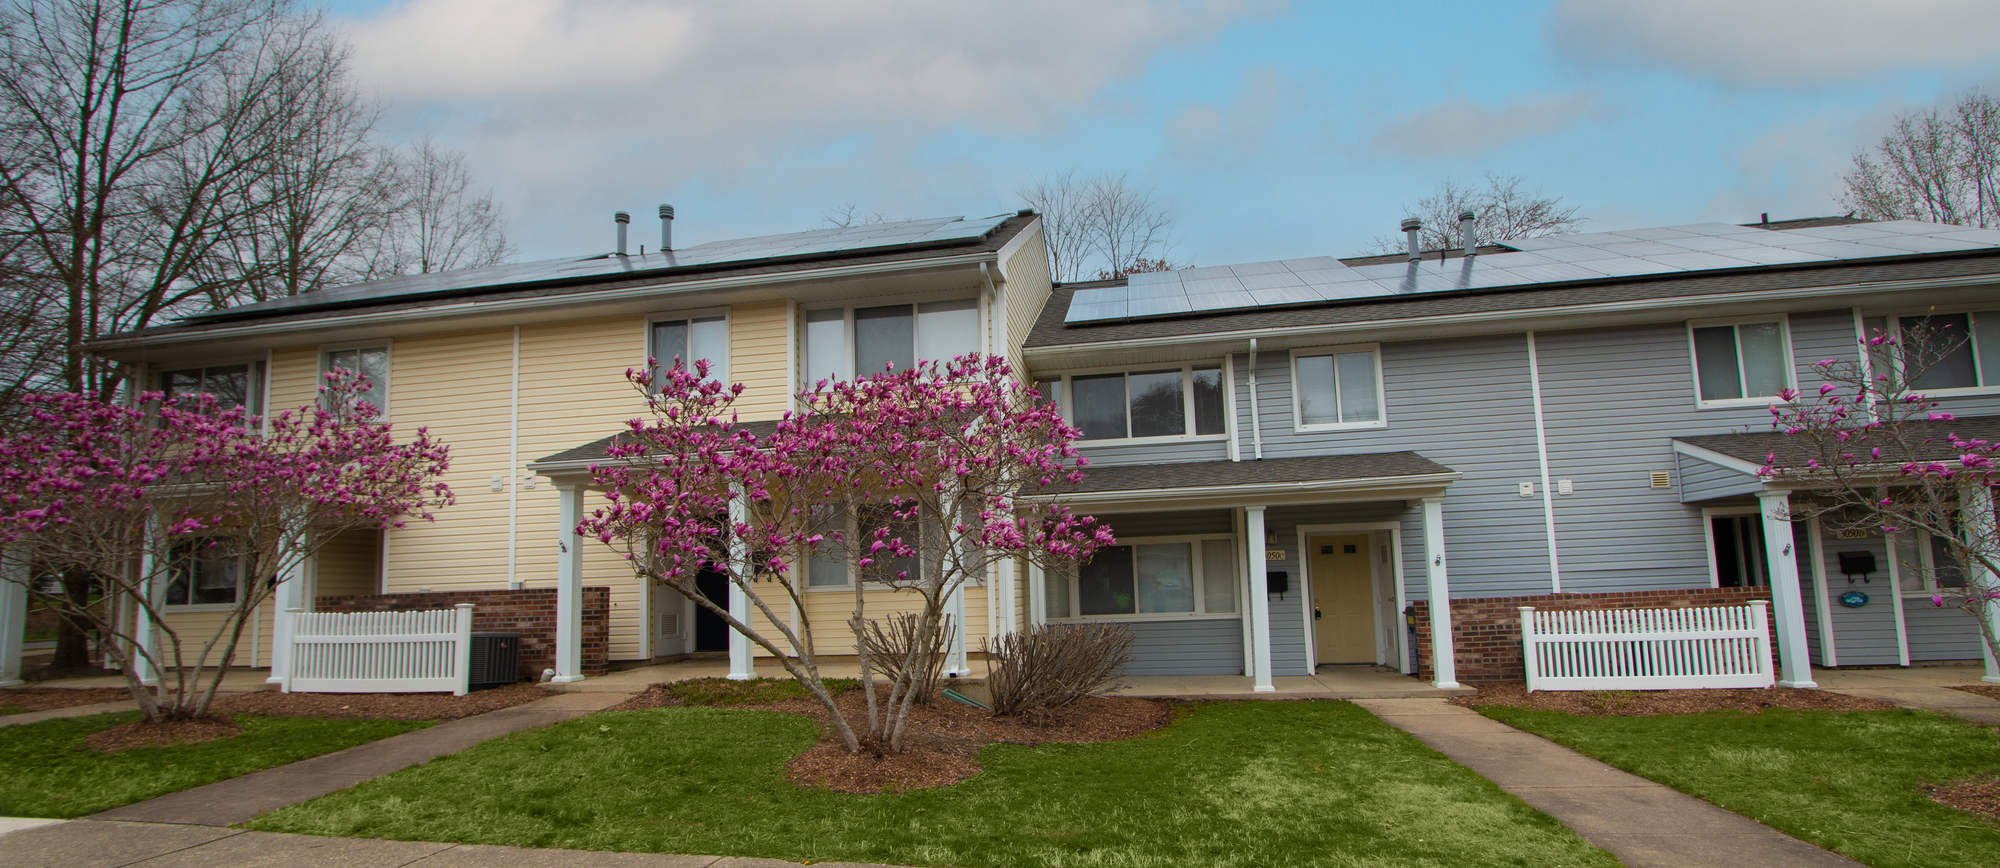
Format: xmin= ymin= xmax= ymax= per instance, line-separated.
xmin=1525 ymin=331 xmax=1560 ymax=593
xmin=507 ymin=325 xmax=522 ymax=589
xmin=1247 ymin=339 xmax=1264 ymax=460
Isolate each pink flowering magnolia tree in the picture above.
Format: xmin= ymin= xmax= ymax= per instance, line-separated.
xmin=579 ymin=354 xmax=1110 ymax=753
xmin=1760 ymin=319 xmax=2000 ymax=663
xmin=0 ymin=370 xmax=453 ymax=721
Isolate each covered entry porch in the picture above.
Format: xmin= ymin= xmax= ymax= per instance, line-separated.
xmin=1029 ymin=452 xmax=1466 ymax=692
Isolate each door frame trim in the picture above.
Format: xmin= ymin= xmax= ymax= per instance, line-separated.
xmin=1297 ymin=522 xmax=1405 ymax=672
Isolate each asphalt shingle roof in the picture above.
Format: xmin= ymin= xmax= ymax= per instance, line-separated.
xmin=1674 ymin=414 xmax=2000 ymax=469
xmin=1057 ymin=452 xmax=1454 ymax=495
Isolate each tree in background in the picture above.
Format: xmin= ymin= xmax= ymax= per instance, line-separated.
xmin=1841 ymin=90 xmax=2000 ymax=229
xmin=1372 ymin=172 xmax=1585 ymax=254
xmin=0 ymin=371 xmax=453 ymax=721
xmin=366 ymin=137 xmax=512 ymax=277
xmin=818 ymin=202 xmax=888 ymax=229
xmin=1018 ymin=171 xmax=1180 ymax=282
xmin=581 ymin=355 xmax=1109 ymax=754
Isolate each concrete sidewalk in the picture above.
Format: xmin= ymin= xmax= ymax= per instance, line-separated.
xmin=1356 ymin=698 xmax=1860 ymax=868
xmin=90 ymin=691 xmax=630 ymax=827
xmin=1814 ymin=664 xmax=2000 ymax=725
xmin=0 ymin=820 xmax=906 ymax=868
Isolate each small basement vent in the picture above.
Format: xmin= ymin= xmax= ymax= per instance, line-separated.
xmin=1650 ymin=471 xmax=1673 ymax=489
xmin=658 ymin=612 xmax=680 ymax=635
xmin=468 ymin=632 xmax=522 ymax=690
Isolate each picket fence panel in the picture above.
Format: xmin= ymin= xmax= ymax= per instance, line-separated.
xmin=283 ymin=604 xmax=472 ymax=695
xmin=1519 ymin=602 xmax=1773 ymax=692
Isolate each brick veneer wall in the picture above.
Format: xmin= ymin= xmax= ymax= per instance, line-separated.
xmin=314 ymin=587 xmax=611 ymax=679
xmin=1411 ymin=587 xmax=1780 ymax=684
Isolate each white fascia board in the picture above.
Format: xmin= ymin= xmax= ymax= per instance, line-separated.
xmin=1669 ymin=440 xmax=1769 ymax=476
xmin=1030 ymin=471 xmax=1462 ymax=511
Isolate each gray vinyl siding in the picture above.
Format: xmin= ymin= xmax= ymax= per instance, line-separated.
xmin=1814 ymin=531 xmax=1902 ymax=666
xmin=1797 ymin=528 xmax=1822 ymax=663
xmin=1676 ymin=453 xmax=1761 ymax=503
xmin=1906 ymin=605 xmax=1984 ymax=661
xmin=1090 ymin=509 xmax=1234 ymax=538
xmin=1076 ymin=437 xmax=1229 ymax=467
xmin=1123 ymin=619 xmax=1244 ymax=676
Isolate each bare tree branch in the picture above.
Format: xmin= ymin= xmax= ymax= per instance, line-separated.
xmin=1841 ymin=89 xmax=2000 ymax=228
xmin=1371 ymin=171 xmax=1585 ymax=254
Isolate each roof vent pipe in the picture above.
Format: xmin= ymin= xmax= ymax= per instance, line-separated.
xmin=658 ymin=204 xmax=675 ymax=251
xmin=614 ymin=211 xmax=630 ymax=256
xmin=1460 ymin=210 xmax=1477 ymax=258
xmin=1402 ymin=217 xmax=1422 ymax=262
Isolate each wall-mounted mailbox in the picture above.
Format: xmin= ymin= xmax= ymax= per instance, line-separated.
xmin=1838 ymin=551 xmax=1877 ymax=583
xmin=1267 ymin=571 xmax=1289 ymax=596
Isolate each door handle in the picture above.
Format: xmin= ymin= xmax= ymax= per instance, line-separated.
xmin=1313 ymin=600 xmax=1322 ymax=621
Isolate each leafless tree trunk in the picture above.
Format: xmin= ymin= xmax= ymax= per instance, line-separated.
xmin=1842 ymin=90 xmax=2000 ymax=229
xmin=1372 ymin=172 xmax=1585 ymax=254
xmin=1018 ymin=170 xmax=1180 ymax=282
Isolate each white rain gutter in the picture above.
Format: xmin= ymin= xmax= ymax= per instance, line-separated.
xmin=1525 ymin=331 xmax=1561 ymax=593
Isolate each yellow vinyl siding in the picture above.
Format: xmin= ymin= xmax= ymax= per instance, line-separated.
xmin=155 ymin=605 xmax=269 ymax=671
xmin=314 ymin=528 xmax=380 ymax=598
xmin=728 ymin=301 xmax=793 ymax=420
xmin=1002 ymin=225 xmax=1052 ymax=375
xmin=267 ymin=346 xmax=321 ymax=413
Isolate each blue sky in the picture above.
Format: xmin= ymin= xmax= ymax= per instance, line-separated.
xmin=321 ymin=0 xmax=2000 ymax=268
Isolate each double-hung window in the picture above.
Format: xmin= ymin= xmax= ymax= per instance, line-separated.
xmin=165 ymin=543 xmax=245 ymax=608
xmin=1872 ymin=310 xmax=2000 ymax=393
xmin=1292 ymin=345 xmax=1384 ymax=429
xmin=323 ymin=345 xmax=390 ymax=416
xmin=159 ymin=363 xmax=264 ymax=415
xmin=1058 ymin=364 xmax=1227 ymax=442
xmin=1688 ymin=318 xmax=1792 ymax=406
xmin=804 ymin=298 xmax=980 ymax=383
xmin=1895 ymin=528 xmax=1971 ymax=596
xmin=650 ymin=314 xmax=729 ymax=384
xmin=1045 ymin=536 xmax=1238 ymax=620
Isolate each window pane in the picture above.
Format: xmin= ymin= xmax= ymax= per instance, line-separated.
xmin=1045 ymin=565 xmax=1072 ymax=619
xmin=1931 ymin=533 xmax=1967 ymax=588
xmin=201 ymin=365 xmax=249 ymax=411
xmin=854 ymin=305 xmax=914 ymax=377
xmin=1191 ymin=366 xmax=1226 ymax=435
xmin=1737 ymin=322 xmax=1787 ymax=398
xmin=1035 ymin=379 xmax=1062 ymax=412
xmin=805 ymin=309 xmax=849 ymax=385
xmin=1893 ymin=533 xmax=1924 ymax=594
xmin=1335 ymin=352 xmax=1379 ymax=422
xmin=1296 ymin=354 xmax=1340 ymax=425
xmin=1905 ymin=314 xmax=1978 ymax=390
xmin=163 ymin=369 xmax=202 ymax=402
xmin=1977 ymin=312 xmax=2000 ymax=387
xmin=1135 ymin=543 xmax=1194 ymax=614
xmin=1127 ymin=370 xmax=1184 ymax=437
xmin=1070 ymin=374 xmax=1127 ymax=440
xmin=650 ymin=320 xmax=688 ymax=379
xmin=1078 ymin=545 xmax=1134 ymax=616
xmin=1202 ymin=539 xmax=1237 ymax=614
xmin=858 ymin=506 xmax=921 ymax=584
xmin=1692 ymin=326 xmax=1743 ymax=401
xmin=193 ymin=551 xmax=239 ymax=604
xmin=806 ymin=507 xmax=846 ymax=587
xmin=690 ymin=316 xmax=729 ymax=384
xmin=916 ymin=299 xmax=978 ymax=363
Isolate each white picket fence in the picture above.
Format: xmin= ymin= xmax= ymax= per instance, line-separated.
xmin=1519 ymin=602 xmax=1774 ymax=692
xmin=282 ymin=604 xmax=473 ymax=695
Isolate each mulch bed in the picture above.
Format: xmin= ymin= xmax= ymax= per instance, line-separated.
xmin=1451 ymin=683 xmax=1898 ymax=716
xmin=1924 ymin=774 xmax=2000 ymax=822
xmin=210 ymin=682 xmax=550 ymax=721
xmin=0 ymin=687 xmax=137 ymax=714
xmin=612 ymin=679 xmax=1172 ymax=794
xmin=1948 ymin=684 xmax=2000 ymax=702
xmin=84 ymin=716 xmax=244 ymax=752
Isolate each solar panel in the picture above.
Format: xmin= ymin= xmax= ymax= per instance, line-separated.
xmin=1062 ymin=220 xmax=2000 ymax=324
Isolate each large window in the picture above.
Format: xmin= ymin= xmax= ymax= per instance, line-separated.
xmin=1689 ymin=318 xmax=1791 ymax=405
xmin=160 ymin=363 xmax=264 ymax=414
xmin=1895 ymin=529 xmax=1970 ymax=595
xmin=1292 ymin=346 xmax=1383 ymax=429
xmin=323 ymin=345 xmax=390 ymax=415
xmin=1048 ymin=536 xmax=1238 ymax=620
xmin=1873 ymin=310 xmax=2000 ymax=393
xmin=166 ymin=543 xmax=244 ymax=607
xmin=650 ymin=314 xmax=729 ymax=384
xmin=1056 ymin=364 xmax=1227 ymax=442
xmin=805 ymin=299 xmax=980 ymax=383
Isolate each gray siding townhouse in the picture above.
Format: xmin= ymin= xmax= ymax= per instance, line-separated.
xmin=1022 ymin=216 xmax=2000 ymax=690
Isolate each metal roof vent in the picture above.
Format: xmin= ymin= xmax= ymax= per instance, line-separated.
xmin=614 ymin=211 xmax=630 ymax=256
xmin=658 ymin=204 xmax=675 ymax=252
xmin=1401 ymin=218 xmax=1422 ymax=262
xmin=1459 ymin=211 xmax=1477 ymax=258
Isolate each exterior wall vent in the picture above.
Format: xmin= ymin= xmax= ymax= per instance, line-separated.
xmin=1650 ymin=471 xmax=1673 ymax=489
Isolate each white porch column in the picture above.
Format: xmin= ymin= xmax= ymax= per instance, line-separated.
xmin=264 ymin=549 xmax=312 ymax=685
xmin=1026 ymin=562 xmax=1046 ymax=628
xmin=1246 ymin=506 xmax=1275 ymax=692
xmin=0 ymin=549 xmax=27 ymax=686
xmin=1756 ymin=490 xmax=1817 ymax=688
xmin=1421 ymin=496 xmax=1460 ymax=690
xmin=726 ymin=486 xmax=755 ymax=681
xmin=1961 ymin=483 xmax=2000 ymax=684
xmin=135 ymin=548 xmax=162 ymax=686
xmin=945 ymin=580 xmax=970 ymax=676
xmin=552 ymin=484 xmax=587 ymax=683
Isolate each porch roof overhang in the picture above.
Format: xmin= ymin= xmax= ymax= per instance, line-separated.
xmin=1030 ymin=452 xmax=1460 ymax=512
xmin=1669 ymin=413 xmax=2000 ymax=502
xmin=526 ymin=421 xmax=785 ymax=485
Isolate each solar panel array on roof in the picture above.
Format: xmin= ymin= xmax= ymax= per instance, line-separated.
xmin=182 ymin=213 xmax=1015 ymax=323
xmin=1063 ymin=220 xmax=2000 ymax=324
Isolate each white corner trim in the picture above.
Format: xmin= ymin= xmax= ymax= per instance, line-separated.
xmin=1525 ymin=332 xmax=1560 ymax=594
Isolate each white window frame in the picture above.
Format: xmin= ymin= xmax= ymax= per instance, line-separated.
xmin=1700 ymin=505 xmax=1767 ymax=590
xmin=319 ymin=340 xmax=393 ymax=418
xmin=1050 ymin=361 xmax=1234 ymax=446
xmin=1049 ymin=533 xmax=1241 ymax=623
xmin=162 ymin=541 xmax=247 ymax=612
xmin=1892 ymin=528 xmax=1971 ymax=597
xmin=1686 ymin=315 xmax=1796 ymax=409
xmin=1289 ymin=343 xmax=1388 ymax=432
xmin=1876 ymin=307 xmax=2000 ymax=398
xmin=800 ymin=292 xmax=988 ymax=387
xmin=155 ymin=358 xmax=269 ymax=422
xmin=644 ymin=307 xmax=731 ymax=385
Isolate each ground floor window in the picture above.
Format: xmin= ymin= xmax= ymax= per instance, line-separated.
xmin=1708 ymin=514 xmax=1769 ymax=588
xmin=1895 ymin=529 xmax=1969 ymax=595
xmin=1049 ymin=536 xmax=1237 ymax=620
xmin=166 ymin=544 xmax=244 ymax=607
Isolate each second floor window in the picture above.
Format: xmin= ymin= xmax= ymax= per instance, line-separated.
xmin=160 ymin=363 xmax=263 ymax=414
xmin=651 ymin=315 xmax=729 ymax=385
xmin=1062 ymin=365 xmax=1226 ymax=442
xmin=324 ymin=346 xmax=389 ymax=415
xmin=1689 ymin=319 xmax=1790 ymax=405
xmin=805 ymin=298 xmax=980 ymax=383
xmin=1293 ymin=346 xmax=1383 ymax=428
xmin=1891 ymin=311 xmax=2000 ymax=392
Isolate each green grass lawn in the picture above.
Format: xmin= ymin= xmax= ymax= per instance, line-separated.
xmin=1482 ymin=706 xmax=2000 ymax=868
xmin=0 ymin=712 xmax=431 ymax=818
xmin=253 ymin=701 xmax=1616 ymax=868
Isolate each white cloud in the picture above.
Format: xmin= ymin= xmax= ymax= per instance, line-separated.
xmin=1548 ymin=0 xmax=2000 ymax=89
xmin=340 ymin=0 xmax=1279 ymax=255
xmin=1369 ymin=92 xmax=1607 ymax=157
xmin=1164 ymin=68 xmax=1289 ymax=164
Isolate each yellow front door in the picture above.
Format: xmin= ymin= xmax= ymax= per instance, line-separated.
xmin=1310 ymin=534 xmax=1376 ymax=665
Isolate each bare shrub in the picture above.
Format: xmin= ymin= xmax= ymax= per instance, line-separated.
xmin=857 ymin=613 xmax=952 ymax=705
xmin=984 ymin=623 xmax=1134 ymax=718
